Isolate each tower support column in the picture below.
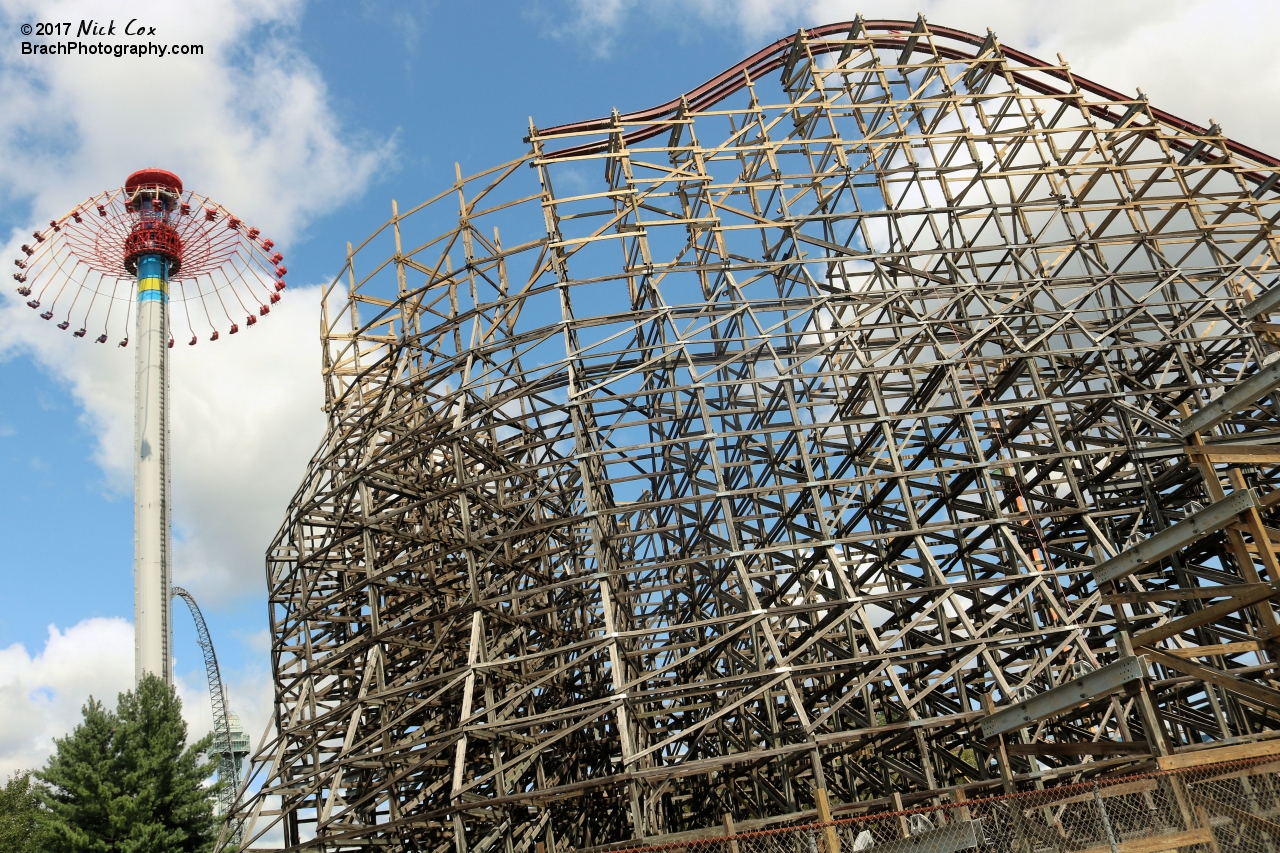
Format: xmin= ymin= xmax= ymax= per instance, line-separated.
xmin=134 ymin=252 xmax=171 ymax=684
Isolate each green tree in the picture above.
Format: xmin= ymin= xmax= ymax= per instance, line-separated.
xmin=0 ymin=771 xmax=46 ymax=853
xmin=37 ymin=675 xmax=217 ymax=853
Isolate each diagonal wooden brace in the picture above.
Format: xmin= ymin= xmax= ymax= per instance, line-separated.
xmin=1132 ymin=582 xmax=1280 ymax=647
xmin=1141 ymin=645 xmax=1280 ymax=709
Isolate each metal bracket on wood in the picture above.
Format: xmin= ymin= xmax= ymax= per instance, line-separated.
xmin=1243 ymin=284 xmax=1280 ymax=320
xmin=1092 ymin=489 xmax=1259 ymax=584
xmin=1179 ymin=361 xmax=1280 ymax=438
xmin=780 ymin=30 xmax=807 ymax=87
xmin=1132 ymin=581 xmax=1280 ymax=646
xmin=980 ymin=656 xmax=1149 ymax=739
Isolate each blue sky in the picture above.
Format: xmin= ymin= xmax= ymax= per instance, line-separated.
xmin=0 ymin=0 xmax=1276 ymax=774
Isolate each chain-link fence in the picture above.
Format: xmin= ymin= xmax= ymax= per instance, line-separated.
xmin=609 ymin=756 xmax=1280 ymax=853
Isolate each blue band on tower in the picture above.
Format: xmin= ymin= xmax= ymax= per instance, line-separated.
xmin=136 ymin=254 xmax=169 ymax=303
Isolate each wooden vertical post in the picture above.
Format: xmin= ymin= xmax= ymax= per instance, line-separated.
xmin=952 ymin=787 xmax=971 ymax=822
xmin=1117 ymin=630 xmax=1171 ymax=757
xmin=891 ymin=791 xmax=910 ymax=839
xmin=815 ymin=787 xmax=841 ymax=853
xmin=983 ymin=693 xmax=1016 ymax=794
xmin=722 ymin=813 xmax=739 ymax=853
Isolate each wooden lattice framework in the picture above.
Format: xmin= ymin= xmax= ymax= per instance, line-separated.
xmin=227 ymin=18 xmax=1280 ymax=853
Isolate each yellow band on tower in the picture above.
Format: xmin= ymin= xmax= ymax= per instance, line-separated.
xmin=137 ymin=277 xmax=168 ymax=302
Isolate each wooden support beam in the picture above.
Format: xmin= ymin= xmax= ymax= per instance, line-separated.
xmin=1142 ymin=646 xmax=1280 ymax=710
xmin=1159 ymin=640 xmax=1266 ymax=658
xmin=1156 ymin=736 xmax=1280 ymax=770
xmin=1073 ymin=827 xmax=1214 ymax=853
xmin=228 ymin=21 xmax=1280 ymax=853
xmin=1189 ymin=443 xmax=1280 ymax=464
xmin=1132 ymin=583 xmax=1280 ymax=646
xmin=1003 ymin=741 xmax=1150 ymax=757
xmin=1102 ymin=585 xmax=1269 ymax=605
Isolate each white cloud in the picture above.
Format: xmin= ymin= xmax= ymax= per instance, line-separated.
xmin=547 ymin=0 xmax=629 ymax=56
xmin=0 ymin=619 xmax=132 ymax=777
xmin=168 ymin=286 xmax=325 ymax=601
xmin=0 ymin=0 xmax=368 ymax=791
xmin=0 ymin=0 xmax=388 ymax=240
xmin=0 ymin=0 xmax=386 ymax=604
xmin=0 ymin=617 xmax=273 ymax=779
xmin=557 ymin=0 xmax=1280 ymax=152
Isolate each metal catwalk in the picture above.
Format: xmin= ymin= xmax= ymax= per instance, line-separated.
xmin=228 ymin=18 xmax=1280 ymax=853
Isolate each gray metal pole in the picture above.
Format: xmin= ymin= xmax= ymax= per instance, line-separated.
xmin=134 ymin=252 xmax=171 ymax=684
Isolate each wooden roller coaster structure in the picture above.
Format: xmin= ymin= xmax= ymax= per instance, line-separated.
xmin=225 ymin=17 xmax=1280 ymax=853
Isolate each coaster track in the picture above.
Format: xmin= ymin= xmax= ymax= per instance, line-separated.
xmin=172 ymin=586 xmax=241 ymax=824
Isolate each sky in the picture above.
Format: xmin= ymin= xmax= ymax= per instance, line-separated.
xmin=0 ymin=0 xmax=1277 ymax=779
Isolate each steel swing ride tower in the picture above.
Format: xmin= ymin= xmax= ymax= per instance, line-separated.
xmin=13 ymin=167 xmax=288 ymax=683
xmin=129 ymin=170 xmax=179 ymax=681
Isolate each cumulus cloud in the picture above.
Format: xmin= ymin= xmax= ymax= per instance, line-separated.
xmin=0 ymin=0 xmax=386 ymax=604
xmin=0 ymin=0 xmax=387 ymax=240
xmin=0 ymin=617 xmax=273 ymax=779
xmin=554 ymin=0 xmax=1280 ymax=152
xmin=0 ymin=281 xmax=327 ymax=604
xmin=0 ymin=619 xmax=132 ymax=778
xmin=166 ymin=289 xmax=325 ymax=599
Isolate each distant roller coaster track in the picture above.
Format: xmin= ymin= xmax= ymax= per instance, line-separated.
xmin=171 ymin=586 xmax=240 ymax=824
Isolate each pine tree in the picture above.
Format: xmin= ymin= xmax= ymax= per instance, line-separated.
xmin=0 ymin=771 xmax=46 ymax=853
xmin=36 ymin=698 xmax=119 ymax=852
xmin=37 ymin=675 xmax=217 ymax=853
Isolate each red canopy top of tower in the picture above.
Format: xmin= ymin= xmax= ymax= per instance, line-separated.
xmin=124 ymin=168 xmax=183 ymax=196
